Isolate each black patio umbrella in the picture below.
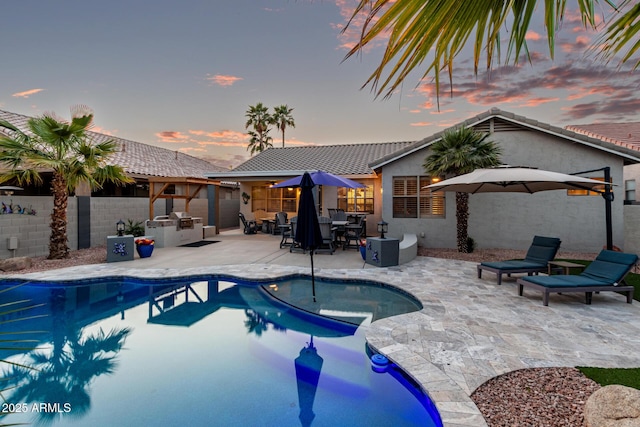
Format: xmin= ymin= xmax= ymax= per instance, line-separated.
xmin=296 ymin=172 xmax=323 ymax=302
xmin=295 ymin=336 xmax=324 ymax=427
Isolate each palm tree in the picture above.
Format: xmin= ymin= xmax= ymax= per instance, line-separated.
xmin=423 ymin=127 xmax=502 ymax=253
xmin=245 ymin=102 xmax=274 ymax=155
xmin=0 ymin=106 xmax=132 ymax=259
xmin=272 ymin=105 xmax=295 ymax=148
xmin=343 ymin=0 xmax=640 ymax=102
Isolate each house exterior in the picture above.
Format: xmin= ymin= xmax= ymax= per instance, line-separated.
xmin=209 ymin=108 xmax=640 ymax=253
xmin=0 ymin=110 xmax=237 ymax=258
xmin=372 ymin=108 xmax=640 ymax=252
xmin=565 ymin=121 xmax=640 ymax=255
xmin=205 ymin=142 xmax=415 ymax=235
xmin=565 ymin=122 xmax=640 ymax=205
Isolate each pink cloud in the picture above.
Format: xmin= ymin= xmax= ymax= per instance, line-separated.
xmin=206 ymin=74 xmax=243 ymax=87
xmin=91 ymin=126 xmax=116 ymax=136
xmin=517 ymin=97 xmax=560 ymax=107
xmin=156 ymin=131 xmax=190 ymax=143
xmin=12 ymin=88 xmax=44 ymax=98
xmin=526 ymin=31 xmax=542 ymax=41
xmin=190 ymin=129 xmax=247 ymax=141
xmin=333 ymin=0 xmax=391 ymax=52
xmin=410 ymin=122 xmax=432 ymax=127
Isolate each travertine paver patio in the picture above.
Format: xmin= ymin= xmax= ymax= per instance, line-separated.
xmin=7 ymin=230 xmax=640 ymax=427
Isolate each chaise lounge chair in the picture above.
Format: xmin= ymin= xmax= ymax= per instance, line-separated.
xmin=477 ymin=236 xmax=561 ymax=285
xmin=516 ymin=249 xmax=638 ymax=306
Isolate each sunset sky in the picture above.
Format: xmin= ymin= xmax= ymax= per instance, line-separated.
xmin=2 ymin=1 xmax=639 ymax=168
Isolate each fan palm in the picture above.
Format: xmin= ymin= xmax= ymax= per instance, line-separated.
xmin=423 ymin=127 xmax=502 ymax=252
xmin=245 ymin=103 xmax=274 ymax=155
xmin=0 ymin=106 xmax=133 ymax=259
xmin=343 ymin=0 xmax=639 ymax=103
xmin=3 ymin=324 xmax=131 ymax=425
xmin=272 ymin=105 xmax=295 ymax=148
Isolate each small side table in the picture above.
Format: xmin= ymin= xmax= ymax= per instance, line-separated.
xmin=548 ymin=260 xmax=586 ymax=275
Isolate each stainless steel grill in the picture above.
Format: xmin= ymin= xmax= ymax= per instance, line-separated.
xmin=169 ymin=212 xmax=194 ymax=229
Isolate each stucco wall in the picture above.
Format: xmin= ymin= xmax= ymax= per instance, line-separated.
xmin=381 ymin=128 xmax=626 ymax=253
xmin=624 ymin=204 xmax=640 ymax=256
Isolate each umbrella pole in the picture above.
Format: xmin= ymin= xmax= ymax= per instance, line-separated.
xmin=310 ymin=251 xmax=316 ymax=302
xmin=604 ymin=167 xmax=613 ymax=250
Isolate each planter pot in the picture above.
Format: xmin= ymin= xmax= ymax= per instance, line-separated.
xmin=359 ymin=245 xmax=366 ymax=261
xmin=136 ymin=244 xmax=154 ymax=258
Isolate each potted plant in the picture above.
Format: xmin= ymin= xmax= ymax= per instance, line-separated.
xmin=359 ymin=239 xmax=367 ymax=261
xmin=135 ymin=237 xmax=155 ymax=258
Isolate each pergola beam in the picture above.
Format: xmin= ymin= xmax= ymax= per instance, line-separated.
xmin=147 ymin=177 xmax=219 ymax=220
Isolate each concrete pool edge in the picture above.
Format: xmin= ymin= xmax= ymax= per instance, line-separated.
xmin=364 ymin=317 xmax=487 ymax=427
xmin=3 ymin=262 xmax=486 ymax=427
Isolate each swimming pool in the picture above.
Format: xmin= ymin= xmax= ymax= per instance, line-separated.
xmin=0 ymin=275 xmax=442 ymax=426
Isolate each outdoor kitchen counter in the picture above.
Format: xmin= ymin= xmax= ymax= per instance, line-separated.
xmin=145 ymin=213 xmax=203 ymax=248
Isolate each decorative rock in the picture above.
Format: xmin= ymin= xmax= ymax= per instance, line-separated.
xmin=584 ymin=385 xmax=640 ymax=427
xmin=0 ymin=256 xmax=32 ymax=271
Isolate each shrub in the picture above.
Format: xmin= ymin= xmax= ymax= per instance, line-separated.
xmin=125 ymin=219 xmax=145 ymax=237
xmin=466 ymin=236 xmax=476 ymax=253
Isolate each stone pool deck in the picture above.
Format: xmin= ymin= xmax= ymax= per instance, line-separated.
xmin=7 ymin=230 xmax=640 ymax=427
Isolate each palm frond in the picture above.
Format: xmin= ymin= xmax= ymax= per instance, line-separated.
xmin=343 ymin=0 xmax=633 ymax=101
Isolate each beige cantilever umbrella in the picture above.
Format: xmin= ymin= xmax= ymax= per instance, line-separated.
xmin=425 ymin=165 xmax=615 ymax=249
xmin=425 ymin=166 xmax=609 ymax=194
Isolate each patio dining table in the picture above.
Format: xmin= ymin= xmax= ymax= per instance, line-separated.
xmin=260 ymin=218 xmax=275 ymax=234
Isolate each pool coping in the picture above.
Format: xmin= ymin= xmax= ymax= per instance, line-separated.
xmin=6 ymin=255 xmax=640 ymax=427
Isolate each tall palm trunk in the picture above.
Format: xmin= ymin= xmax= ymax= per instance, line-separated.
xmin=455 ymin=192 xmax=469 ymax=253
xmin=49 ymin=171 xmax=69 ymax=259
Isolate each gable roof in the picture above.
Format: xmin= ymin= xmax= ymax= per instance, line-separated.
xmin=565 ymin=122 xmax=640 ymax=153
xmin=369 ymin=108 xmax=640 ymax=170
xmin=0 ymin=109 xmax=226 ymax=179
xmin=206 ymin=142 xmax=415 ymax=180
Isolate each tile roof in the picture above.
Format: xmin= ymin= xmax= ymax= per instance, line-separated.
xmin=229 ymin=141 xmax=415 ymax=176
xmin=370 ymin=108 xmax=640 ymax=169
xmin=0 ymin=109 xmax=226 ymax=178
xmin=565 ymin=122 xmax=640 ymax=152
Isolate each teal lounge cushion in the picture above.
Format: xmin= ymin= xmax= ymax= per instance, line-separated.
xmin=481 ymin=260 xmax=546 ymax=270
xmin=524 ymin=236 xmax=562 ymax=264
xmin=581 ymin=250 xmax=639 ymax=283
xmin=522 ymin=275 xmax=611 ymax=288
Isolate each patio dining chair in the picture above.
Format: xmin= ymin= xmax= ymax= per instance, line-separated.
xmin=273 ymin=211 xmax=288 ymax=235
xmin=288 ymin=217 xmax=306 ymax=253
xmin=316 ymin=216 xmax=336 ymax=254
xmin=343 ymin=216 xmax=365 ymax=250
xmin=239 ymin=213 xmax=258 ymax=235
xmin=331 ymin=210 xmax=348 ymax=245
xmin=279 ymin=215 xmax=295 ymax=248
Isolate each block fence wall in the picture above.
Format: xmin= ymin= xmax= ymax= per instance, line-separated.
xmin=0 ymin=194 xmax=241 ymax=259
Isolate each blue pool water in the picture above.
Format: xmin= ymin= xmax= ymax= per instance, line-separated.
xmin=0 ymin=275 xmax=442 ymax=426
